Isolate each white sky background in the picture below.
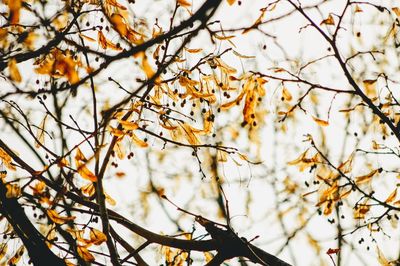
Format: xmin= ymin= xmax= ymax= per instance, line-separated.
xmin=2 ymin=0 xmax=400 ymax=265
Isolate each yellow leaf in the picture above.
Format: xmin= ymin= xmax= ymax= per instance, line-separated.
xmin=0 ymin=148 xmax=16 ymax=171
xmin=363 ymin=79 xmax=377 ymax=98
xmin=354 ymin=202 xmax=370 ymax=219
xmin=89 ymin=228 xmax=107 ymax=245
xmin=185 ymin=48 xmax=203 ymax=53
xmin=75 ymin=148 xmax=97 ymax=182
xmin=177 ymin=0 xmax=191 ymax=7
xmin=0 ymin=244 xmax=7 ymax=261
xmin=338 ymin=152 xmax=354 ymax=174
xmin=131 ymin=132 xmax=148 ymax=148
xmin=118 ymin=120 xmax=139 ymax=131
xmin=81 ymin=183 xmax=95 ymax=197
xmin=47 ymin=209 xmax=76 ymax=224
xmin=376 ymin=246 xmax=391 ymax=266
xmin=77 ymin=245 xmax=95 ymax=262
xmin=106 ymin=0 xmax=127 ymax=10
xmin=385 ymin=188 xmax=397 ymax=203
xmin=372 ymin=140 xmax=381 ymax=150
xmin=6 ymin=184 xmax=21 ymax=198
xmin=204 ymin=252 xmax=213 ymax=263
xmin=220 ymin=90 xmax=245 ymax=110
xmin=355 ymin=169 xmax=378 ymax=185
xmin=142 ymin=56 xmax=155 ymax=79
xmin=97 ymin=30 xmax=121 ymax=50
xmin=107 ymin=126 xmax=125 ymax=137
xmin=312 ymin=116 xmax=329 ymax=126
xmin=65 ymin=259 xmax=76 ymax=266
xmin=217 ymin=150 xmax=228 ymax=162
xmin=392 ymin=7 xmax=400 ymax=17
xmin=57 ymin=157 xmax=70 ymax=168
xmin=8 ymin=245 xmax=24 ymax=265
xmin=214 ymin=34 xmax=235 ymax=40
xmin=181 ymin=123 xmax=201 ymax=145
xmin=320 ymin=14 xmax=335 ymax=25
xmin=200 ymin=110 xmax=213 ymax=135
xmin=213 ymin=58 xmax=237 ymax=74
xmin=66 ymin=228 xmax=86 ymax=243
xmin=105 ymin=191 xmax=116 ymax=206
xmin=34 ymin=49 xmax=80 ymax=84
xmin=75 ymin=148 xmax=87 ymax=162
xmin=79 ymin=33 xmax=96 ymax=42
xmin=8 ymin=0 xmax=22 ymax=24
xmin=242 ymin=8 xmax=266 ymax=34
xmin=323 ymin=200 xmax=334 ymax=215
xmin=110 ymin=13 xmax=128 ymax=37
xmin=282 ymin=87 xmax=292 ymax=101
xmin=77 ymin=165 xmax=98 ymax=182
xmin=30 ymin=180 xmax=46 ymax=196
xmin=233 ymin=50 xmax=255 ymax=59
xmin=8 ymin=58 xmax=22 ymax=83
xmin=339 ymin=188 xmax=352 ymax=200
xmin=35 ymin=115 xmax=47 ymax=148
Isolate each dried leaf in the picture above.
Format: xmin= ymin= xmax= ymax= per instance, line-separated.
xmin=0 ymin=244 xmax=7 ymax=261
xmin=181 ymin=123 xmax=201 ymax=145
xmin=354 ymin=202 xmax=370 ymax=219
xmin=185 ymin=48 xmax=203 ymax=53
xmin=217 ymin=150 xmax=228 ymax=162
xmin=243 ymin=8 xmax=266 ymax=34
xmin=363 ymin=79 xmax=377 ymax=98
xmin=5 ymin=184 xmax=21 ymax=198
xmin=177 ymin=0 xmax=191 ymax=7
xmin=142 ymin=56 xmax=155 ymax=79
xmin=89 ymin=228 xmax=107 ymax=245
xmin=320 ymin=14 xmax=335 ymax=25
xmin=57 ymin=157 xmax=70 ymax=168
xmin=8 ymin=58 xmax=22 ymax=83
xmin=338 ymin=152 xmax=354 ymax=174
xmin=110 ymin=14 xmax=128 ymax=37
xmin=77 ymin=165 xmax=98 ymax=182
xmin=47 ymin=209 xmax=76 ymax=224
xmin=77 ymin=245 xmax=95 ymax=262
xmin=355 ymin=169 xmax=378 ymax=185
xmin=106 ymin=0 xmax=127 ymax=10
xmin=376 ymin=246 xmax=391 ymax=266
xmin=326 ymin=248 xmax=340 ymax=255
xmin=282 ymin=87 xmax=292 ymax=101
xmin=75 ymin=148 xmax=97 ymax=182
xmin=8 ymin=0 xmax=22 ymax=24
xmin=0 ymin=148 xmax=16 ymax=171
xmin=35 ymin=115 xmax=47 ymax=148
xmin=8 ymin=245 xmax=24 ymax=265
xmin=131 ymin=132 xmax=148 ymax=148
xmin=81 ymin=183 xmax=95 ymax=197
xmin=80 ymin=34 xmax=96 ymax=42
xmin=105 ymin=191 xmax=116 ymax=206
xmin=204 ymin=252 xmax=213 ymax=263
xmin=392 ymin=7 xmax=400 ymax=17
xmin=97 ymin=30 xmax=121 ymax=50
xmin=214 ymin=34 xmax=235 ymax=40
xmin=233 ymin=50 xmax=255 ymax=59
xmin=66 ymin=228 xmax=86 ymax=243
xmin=385 ymin=188 xmax=397 ymax=203
xmin=312 ymin=116 xmax=329 ymax=126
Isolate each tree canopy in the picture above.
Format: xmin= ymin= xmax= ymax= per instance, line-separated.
xmin=0 ymin=0 xmax=400 ymax=265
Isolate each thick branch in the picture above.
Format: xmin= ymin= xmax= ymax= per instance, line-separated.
xmin=0 ymin=181 xmax=66 ymax=266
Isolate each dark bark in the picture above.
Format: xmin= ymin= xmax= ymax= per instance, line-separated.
xmin=0 ymin=181 xmax=66 ymax=266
